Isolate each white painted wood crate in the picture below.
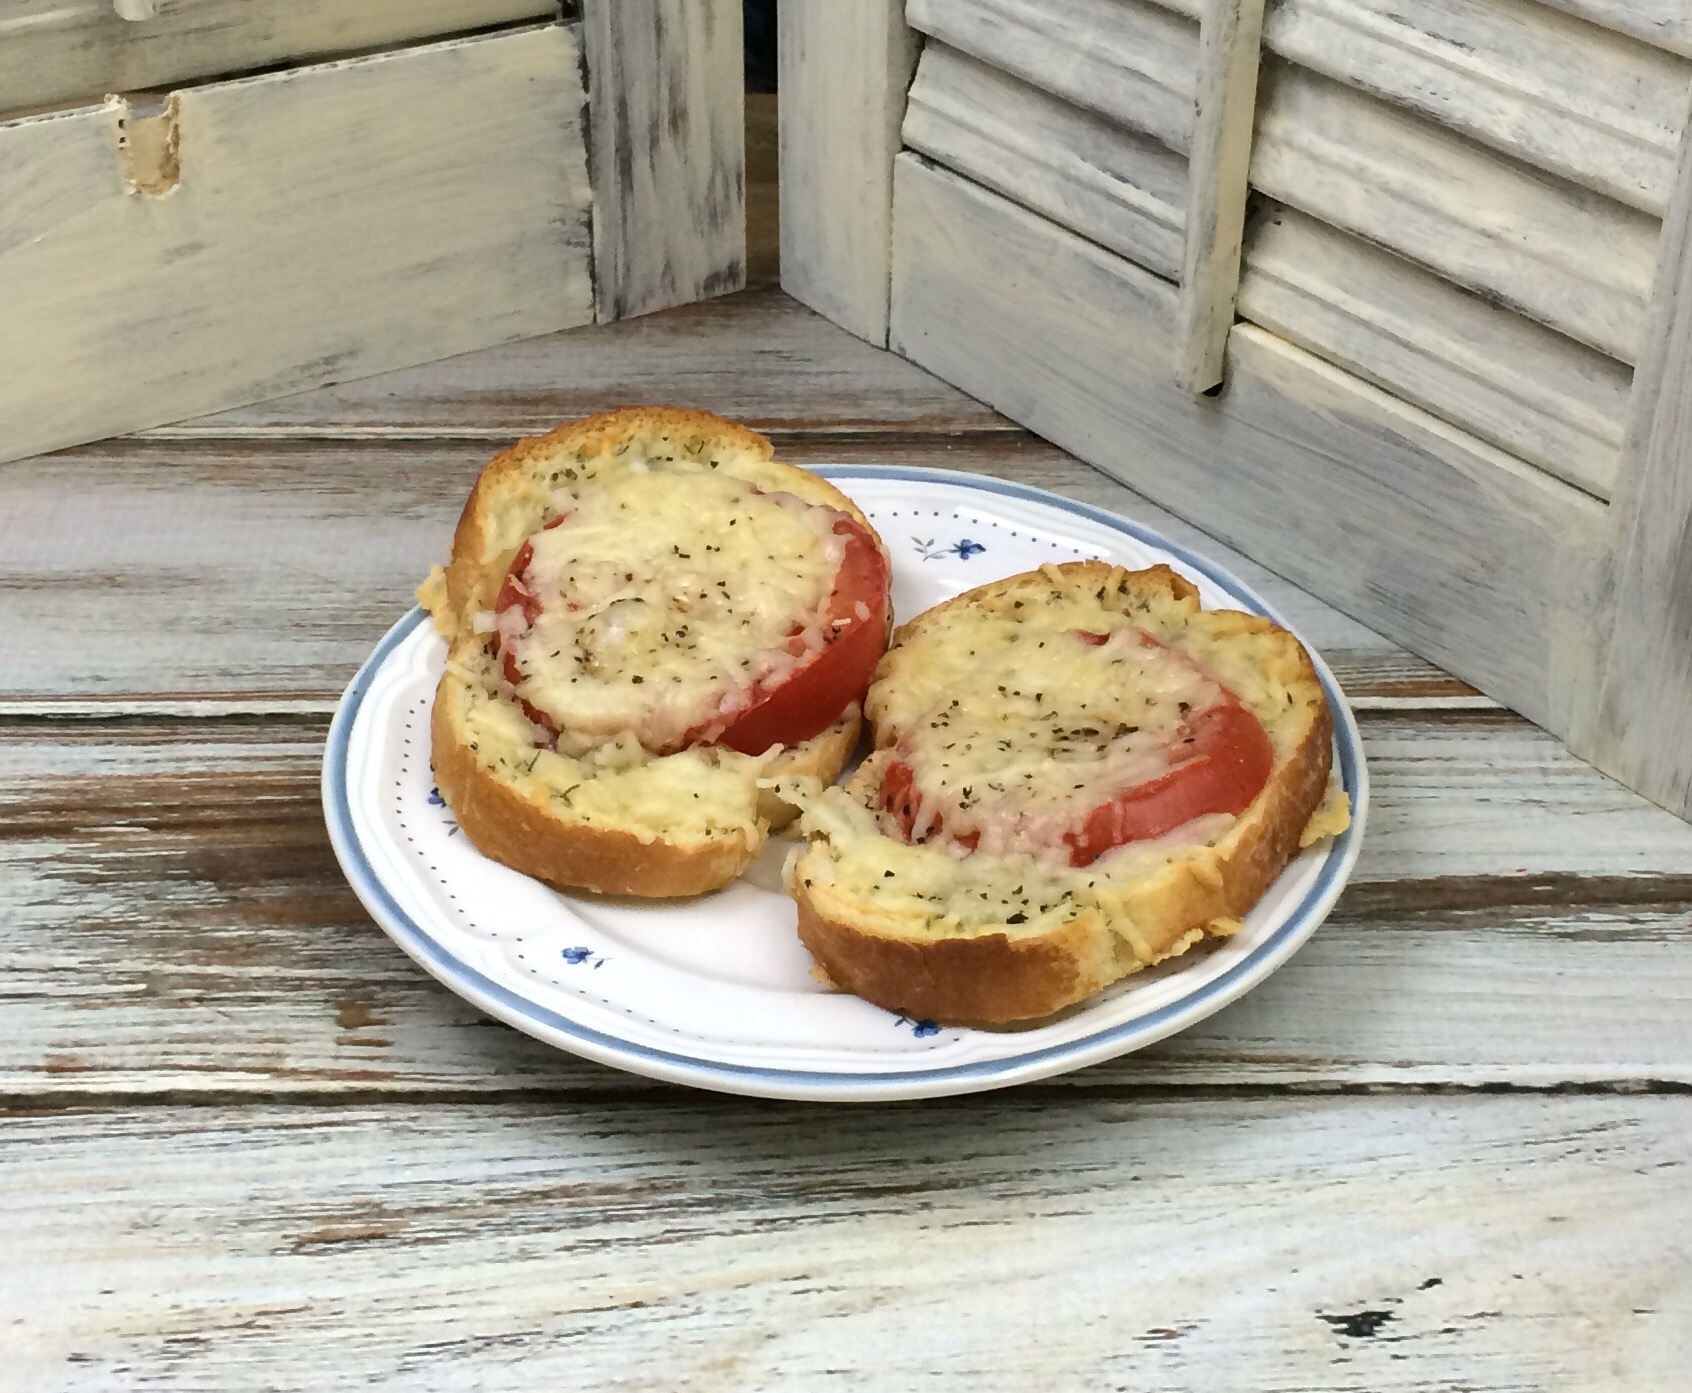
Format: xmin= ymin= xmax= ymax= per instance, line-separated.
xmin=781 ymin=0 xmax=1692 ymax=823
xmin=0 ymin=0 xmax=745 ymax=463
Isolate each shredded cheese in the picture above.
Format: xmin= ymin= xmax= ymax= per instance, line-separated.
xmin=499 ymin=467 xmax=847 ymax=754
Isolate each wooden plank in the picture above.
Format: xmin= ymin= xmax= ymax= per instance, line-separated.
xmin=1538 ymin=0 xmax=1692 ymax=60
xmin=890 ymin=155 xmax=1606 ymax=732
xmin=778 ymin=0 xmax=917 ymax=344
xmin=0 ymin=25 xmax=593 ymax=466
xmin=0 ymin=0 xmax=557 ymax=115
xmin=905 ymin=0 xmax=1201 ymax=156
xmin=901 ymin=42 xmax=1187 ymax=282
xmin=154 ymin=287 xmax=1009 ymax=438
xmin=1264 ymin=0 xmax=1691 ymax=216
xmin=3 ymin=1096 xmax=1689 ymax=1387
xmin=1174 ymin=0 xmax=1266 ymax=391
xmin=584 ymin=0 xmax=745 ymax=321
xmin=0 ymin=433 xmax=1443 ymax=703
xmin=1239 ymin=204 xmax=1631 ymax=498
xmin=1587 ymin=92 xmax=1692 ymax=819
xmin=1252 ymin=62 xmax=1661 ymax=364
xmin=6 ymin=712 xmax=1692 ymax=1095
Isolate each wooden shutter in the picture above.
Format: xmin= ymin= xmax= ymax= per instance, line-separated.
xmin=781 ymin=0 xmax=1692 ymax=819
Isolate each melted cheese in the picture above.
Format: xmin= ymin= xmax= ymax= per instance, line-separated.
xmin=499 ymin=466 xmax=846 ymax=754
xmin=888 ymin=620 xmax=1227 ymax=857
xmin=448 ymin=648 xmax=769 ymax=846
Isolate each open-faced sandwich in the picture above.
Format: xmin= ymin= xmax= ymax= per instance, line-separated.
xmin=784 ymin=561 xmax=1349 ymax=1025
xmin=419 ymin=406 xmax=892 ymax=898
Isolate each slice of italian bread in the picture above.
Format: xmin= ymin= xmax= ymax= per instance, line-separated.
xmin=422 ymin=406 xmax=889 ymax=898
xmin=785 ymin=561 xmax=1347 ymax=1023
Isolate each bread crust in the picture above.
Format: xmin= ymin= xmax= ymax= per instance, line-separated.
xmin=427 ymin=406 xmax=885 ymax=898
xmin=791 ymin=562 xmax=1337 ymax=1024
xmin=434 ymin=672 xmax=860 ymax=897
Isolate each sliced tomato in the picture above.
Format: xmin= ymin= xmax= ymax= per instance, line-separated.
xmin=877 ymin=694 xmax=1273 ymax=866
xmin=492 ymin=508 xmax=889 ymax=756
xmin=1059 ymin=699 xmax=1272 ymax=865
xmin=711 ymin=514 xmax=890 ymax=755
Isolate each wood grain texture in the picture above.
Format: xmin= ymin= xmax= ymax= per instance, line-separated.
xmin=1239 ymin=204 xmax=1632 ymax=498
xmin=0 ymin=0 xmax=556 ymax=115
xmin=1174 ymin=0 xmax=1265 ymax=391
xmin=906 ymin=0 xmax=1200 ymax=155
xmin=890 ymin=155 xmax=1604 ymax=732
xmin=1587 ymin=93 xmax=1692 ymax=819
xmin=0 ymin=433 xmax=1450 ymax=703
xmin=1264 ymin=0 xmax=1691 ymax=216
xmin=6 ymin=712 xmax=1692 ymax=1096
xmin=153 ymin=287 xmax=1006 ymax=438
xmin=778 ymin=0 xmax=917 ymax=345
xmin=902 ymin=42 xmax=1188 ymax=283
xmin=584 ymin=0 xmax=745 ymax=321
xmin=4 ymin=1096 xmax=1690 ymax=1387
xmin=0 ymin=24 xmax=593 ymax=466
xmin=1539 ymin=0 xmax=1692 ymax=60
xmin=1252 ymin=61 xmax=1661 ymax=364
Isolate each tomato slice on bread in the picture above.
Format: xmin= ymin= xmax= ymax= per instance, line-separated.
xmin=490 ymin=472 xmax=889 ymax=757
xmin=876 ymin=624 xmax=1274 ymax=866
xmin=711 ymin=514 xmax=889 ymax=755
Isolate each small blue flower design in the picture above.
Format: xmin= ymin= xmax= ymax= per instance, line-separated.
xmin=427 ymin=785 xmax=461 ymax=836
xmin=913 ymin=535 xmax=987 ymax=562
xmin=912 ymin=535 xmax=987 ymax=562
xmin=895 ymin=1015 xmax=942 ymax=1038
xmin=561 ymin=946 xmax=608 ymax=969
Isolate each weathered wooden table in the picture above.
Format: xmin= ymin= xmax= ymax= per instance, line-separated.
xmin=6 ymin=126 xmax=1692 ymax=1384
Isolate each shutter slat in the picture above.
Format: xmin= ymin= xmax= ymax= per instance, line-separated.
xmin=905 ymin=0 xmax=1200 ymax=155
xmin=1538 ymin=0 xmax=1692 ymax=60
xmin=901 ymin=43 xmax=1188 ymax=283
xmin=1240 ymin=205 xmax=1630 ymax=498
xmin=1264 ymin=0 xmax=1689 ymax=215
xmin=1252 ymin=63 xmax=1659 ymax=363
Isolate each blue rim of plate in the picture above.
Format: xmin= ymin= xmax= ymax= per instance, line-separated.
xmin=322 ymin=466 xmax=1368 ymax=1101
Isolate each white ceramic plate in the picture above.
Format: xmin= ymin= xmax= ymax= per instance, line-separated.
xmin=323 ymin=468 xmax=1367 ymax=1100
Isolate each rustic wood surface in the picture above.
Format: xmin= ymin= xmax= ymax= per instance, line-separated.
xmin=778 ymin=0 xmax=917 ymax=344
xmin=584 ymin=0 xmax=746 ymax=322
xmin=1252 ymin=60 xmax=1659 ymax=365
xmin=6 ymin=108 xmax=1690 ymax=1389
xmin=1588 ymin=90 xmax=1692 ymax=820
xmin=0 ymin=0 xmax=555 ymax=117
xmin=1173 ymin=0 xmax=1265 ymax=391
xmin=0 ymin=23 xmax=594 ymax=466
xmin=889 ymin=153 xmax=1604 ymax=733
xmin=906 ymin=0 xmax=1201 ymax=155
xmin=902 ymin=41 xmax=1189 ymax=283
xmin=1240 ymin=204 xmax=1630 ymax=498
xmin=1263 ymin=0 xmax=1690 ymax=216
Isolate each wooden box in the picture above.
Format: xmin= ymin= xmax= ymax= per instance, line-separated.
xmin=781 ymin=0 xmax=1692 ymax=821
xmin=0 ymin=0 xmax=745 ymax=463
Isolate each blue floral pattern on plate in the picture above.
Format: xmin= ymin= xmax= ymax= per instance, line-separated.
xmin=427 ymin=785 xmax=461 ymax=836
xmin=913 ymin=536 xmax=986 ymax=562
xmin=895 ymin=1015 xmax=942 ymax=1038
xmin=561 ymin=946 xmax=608 ymax=969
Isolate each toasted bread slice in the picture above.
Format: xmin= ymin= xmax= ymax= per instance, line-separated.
xmin=423 ymin=407 xmax=889 ymax=898
xmin=786 ymin=562 xmax=1345 ymax=1023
